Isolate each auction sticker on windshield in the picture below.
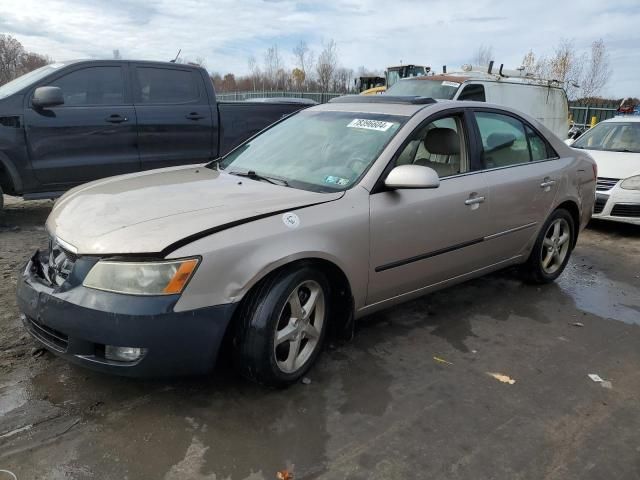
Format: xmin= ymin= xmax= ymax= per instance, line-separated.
xmin=347 ymin=118 xmax=395 ymax=132
xmin=324 ymin=175 xmax=350 ymax=186
xmin=442 ymin=81 xmax=461 ymax=88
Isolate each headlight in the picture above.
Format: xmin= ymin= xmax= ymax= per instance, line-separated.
xmin=83 ymin=258 xmax=199 ymax=295
xmin=620 ymin=175 xmax=640 ymax=190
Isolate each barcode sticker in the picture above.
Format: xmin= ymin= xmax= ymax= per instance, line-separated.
xmin=347 ymin=118 xmax=395 ymax=132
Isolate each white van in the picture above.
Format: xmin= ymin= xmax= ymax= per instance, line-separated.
xmin=385 ymin=65 xmax=569 ymax=139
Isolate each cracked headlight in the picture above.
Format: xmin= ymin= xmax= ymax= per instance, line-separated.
xmin=620 ymin=175 xmax=640 ymax=190
xmin=83 ymin=258 xmax=199 ymax=295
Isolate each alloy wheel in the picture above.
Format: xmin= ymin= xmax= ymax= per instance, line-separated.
xmin=273 ymin=280 xmax=325 ymax=374
xmin=540 ymin=217 xmax=571 ymax=275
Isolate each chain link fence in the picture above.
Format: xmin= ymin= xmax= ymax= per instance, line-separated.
xmin=569 ymin=101 xmax=619 ymax=128
xmin=215 ymin=90 xmax=345 ymax=103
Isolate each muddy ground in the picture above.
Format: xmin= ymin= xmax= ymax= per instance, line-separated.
xmin=0 ymin=195 xmax=639 ymax=480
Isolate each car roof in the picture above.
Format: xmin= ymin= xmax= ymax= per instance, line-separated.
xmin=308 ymin=97 xmax=530 ymax=119
xmin=311 ymin=100 xmax=429 ymax=116
xmin=56 ymin=59 xmax=203 ymax=69
xmin=601 ymin=115 xmax=640 ymax=123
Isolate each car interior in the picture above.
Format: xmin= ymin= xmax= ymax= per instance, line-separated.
xmin=396 ymin=116 xmax=466 ymax=177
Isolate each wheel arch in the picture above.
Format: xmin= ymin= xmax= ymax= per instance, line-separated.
xmin=555 ymin=199 xmax=580 ymax=248
xmin=0 ymin=152 xmax=23 ymax=195
xmin=231 ymin=256 xmax=356 ymax=342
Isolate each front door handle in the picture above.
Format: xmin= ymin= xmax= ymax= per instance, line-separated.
xmin=185 ymin=112 xmax=205 ymax=120
xmin=105 ymin=114 xmax=128 ymax=123
xmin=464 ymin=196 xmax=486 ymax=206
xmin=540 ymin=178 xmax=556 ymax=189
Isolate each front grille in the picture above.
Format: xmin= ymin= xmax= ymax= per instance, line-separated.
xmin=593 ymin=195 xmax=608 ymax=214
xmin=611 ymin=203 xmax=640 ymax=218
xmin=596 ymin=177 xmax=619 ymax=191
xmin=25 ymin=316 xmax=69 ymax=352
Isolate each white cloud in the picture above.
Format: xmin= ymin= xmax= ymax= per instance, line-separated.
xmin=0 ymin=0 xmax=638 ymax=97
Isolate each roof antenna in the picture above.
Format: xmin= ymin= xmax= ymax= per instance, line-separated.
xmin=487 ymin=60 xmax=494 ymax=74
xmin=170 ymin=49 xmax=182 ymax=63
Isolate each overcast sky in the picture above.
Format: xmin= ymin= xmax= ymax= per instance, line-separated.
xmin=1 ymin=0 xmax=638 ymax=97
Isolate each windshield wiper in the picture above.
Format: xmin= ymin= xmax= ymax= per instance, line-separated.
xmin=229 ymin=170 xmax=289 ymax=187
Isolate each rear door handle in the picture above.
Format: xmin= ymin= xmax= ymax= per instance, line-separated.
xmin=105 ymin=114 xmax=128 ymax=123
xmin=185 ymin=112 xmax=205 ymax=120
xmin=464 ymin=196 xmax=485 ymax=205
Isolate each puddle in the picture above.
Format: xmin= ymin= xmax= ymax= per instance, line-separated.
xmin=558 ymin=264 xmax=640 ymax=326
xmin=0 ymin=379 xmax=28 ymax=417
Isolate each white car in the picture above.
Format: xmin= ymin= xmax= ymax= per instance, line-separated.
xmin=569 ymin=116 xmax=640 ymax=225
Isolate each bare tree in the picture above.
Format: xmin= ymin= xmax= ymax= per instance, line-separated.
xmin=580 ymin=39 xmax=610 ymax=98
xmin=521 ymin=50 xmax=547 ymax=78
xmin=547 ymin=38 xmax=585 ymax=99
xmin=264 ymin=45 xmax=283 ymax=89
xmin=292 ymin=40 xmax=314 ymax=89
xmin=291 ymin=67 xmax=305 ymax=90
xmin=316 ymin=39 xmax=338 ymax=93
xmin=113 ymin=49 xmax=122 ymax=60
xmin=0 ymin=34 xmax=25 ymax=84
xmin=472 ymin=44 xmax=494 ymax=66
xmin=18 ymin=52 xmax=52 ymax=75
xmin=222 ymin=73 xmax=236 ymax=91
xmin=247 ymin=55 xmax=261 ymax=91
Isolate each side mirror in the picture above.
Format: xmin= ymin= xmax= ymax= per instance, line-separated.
xmin=32 ymin=86 xmax=64 ymax=109
xmin=384 ymin=164 xmax=440 ymax=189
xmin=564 ymin=138 xmax=575 ymax=146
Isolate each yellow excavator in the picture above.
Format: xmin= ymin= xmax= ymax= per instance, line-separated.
xmin=360 ymin=64 xmax=429 ymax=95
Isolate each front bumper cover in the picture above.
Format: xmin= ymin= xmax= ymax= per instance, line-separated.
xmin=593 ymin=186 xmax=640 ymax=225
xmin=16 ymin=252 xmax=237 ymax=377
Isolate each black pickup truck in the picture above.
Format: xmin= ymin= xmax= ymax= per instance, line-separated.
xmin=0 ymin=60 xmax=311 ymax=209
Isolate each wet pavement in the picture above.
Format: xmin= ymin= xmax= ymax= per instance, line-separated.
xmin=1 ymin=197 xmax=639 ymax=479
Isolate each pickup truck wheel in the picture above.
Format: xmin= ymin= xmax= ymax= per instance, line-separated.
xmin=233 ymin=266 xmax=329 ymax=387
xmin=521 ymin=208 xmax=575 ymax=284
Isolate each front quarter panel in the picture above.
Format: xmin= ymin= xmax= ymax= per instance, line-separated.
xmin=169 ymin=187 xmax=370 ymax=312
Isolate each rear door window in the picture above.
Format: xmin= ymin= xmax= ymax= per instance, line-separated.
xmin=134 ymin=67 xmax=200 ymax=104
xmin=526 ymin=125 xmax=555 ymax=160
xmin=474 ymin=112 xmax=556 ymax=168
xmin=50 ymin=66 xmax=125 ymax=106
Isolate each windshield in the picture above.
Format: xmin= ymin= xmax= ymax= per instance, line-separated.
xmin=386 ymin=79 xmax=459 ymax=99
xmin=217 ymin=110 xmax=406 ymax=192
xmin=573 ymin=121 xmax=640 ymax=153
xmin=0 ymin=64 xmax=64 ymax=100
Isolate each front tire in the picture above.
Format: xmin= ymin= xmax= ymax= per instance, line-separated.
xmin=233 ymin=266 xmax=330 ymax=387
xmin=521 ymin=208 xmax=575 ymax=284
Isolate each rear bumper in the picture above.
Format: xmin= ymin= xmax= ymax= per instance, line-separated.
xmin=16 ymin=255 xmax=237 ymax=377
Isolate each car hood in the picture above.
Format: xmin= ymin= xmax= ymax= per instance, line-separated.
xmin=580 ymin=148 xmax=640 ymax=179
xmin=47 ymin=165 xmax=343 ymax=255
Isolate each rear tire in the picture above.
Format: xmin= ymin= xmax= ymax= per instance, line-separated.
xmin=521 ymin=208 xmax=575 ymax=284
xmin=0 ymin=185 xmax=4 ymax=211
xmin=233 ymin=266 xmax=330 ymax=387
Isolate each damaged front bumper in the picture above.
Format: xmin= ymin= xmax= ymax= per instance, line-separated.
xmin=16 ymin=250 xmax=237 ymax=377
